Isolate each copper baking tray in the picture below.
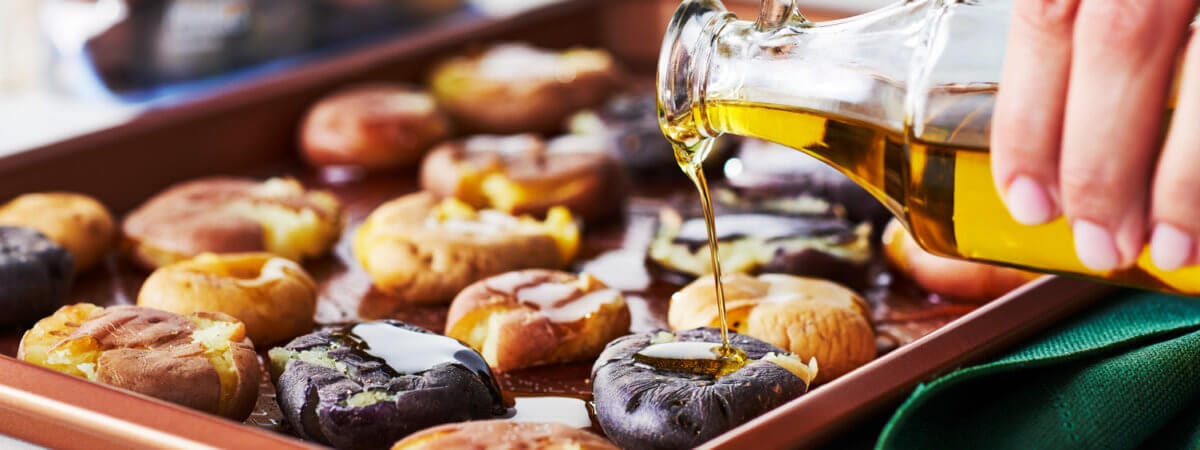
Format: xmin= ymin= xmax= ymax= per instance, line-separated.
xmin=0 ymin=1 xmax=1114 ymax=449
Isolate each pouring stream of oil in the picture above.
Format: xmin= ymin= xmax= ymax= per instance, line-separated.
xmin=683 ymin=162 xmax=734 ymax=354
xmin=629 ymin=142 xmax=748 ymax=375
xmin=626 ymin=123 xmax=751 ymax=377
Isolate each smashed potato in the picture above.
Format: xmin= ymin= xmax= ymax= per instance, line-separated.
xmin=354 ymin=193 xmax=579 ymax=305
xmin=445 ymin=270 xmax=631 ymax=371
xmin=138 ymin=252 xmax=318 ymax=346
xmin=19 ymin=304 xmax=260 ymax=420
xmin=430 ymin=44 xmax=621 ymax=134
xmin=670 ymin=273 xmax=875 ymax=384
xmin=269 ymin=321 xmax=507 ymax=449
xmin=0 ymin=226 xmax=73 ymax=327
xmin=592 ymin=328 xmax=814 ymax=450
xmin=122 ymin=177 xmax=343 ymax=269
xmin=301 ymin=84 xmax=451 ymax=171
xmin=420 ymin=134 xmax=626 ymax=222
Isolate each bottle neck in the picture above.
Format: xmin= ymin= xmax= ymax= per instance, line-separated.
xmin=659 ymin=0 xmax=1011 ymax=150
xmin=661 ymin=1 xmax=934 ymax=143
xmin=657 ymin=0 xmax=734 ymax=150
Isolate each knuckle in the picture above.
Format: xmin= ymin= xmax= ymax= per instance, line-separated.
xmin=997 ymin=109 xmax=1052 ymax=141
xmin=1059 ymin=172 xmax=1119 ymax=216
xmin=1014 ymin=0 xmax=1080 ymax=32
xmin=1153 ymin=171 xmax=1200 ymax=222
xmin=991 ymin=109 xmax=1061 ymax=160
xmin=1075 ymin=0 xmax=1162 ymax=49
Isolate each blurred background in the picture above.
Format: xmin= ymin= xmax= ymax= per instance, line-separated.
xmin=0 ymin=0 xmax=892 ymax=156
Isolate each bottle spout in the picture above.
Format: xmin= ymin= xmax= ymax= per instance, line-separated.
xmin=755 ymin=0 xmax=808 ymax=32
xmin=657 ymin=0 xmax=814 ymax=149
xmin=657 ymin=0 xmax=733 ymax=148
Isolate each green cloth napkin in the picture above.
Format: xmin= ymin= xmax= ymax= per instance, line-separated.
xmin=877 ymin=290 xmax=1200 ymax=450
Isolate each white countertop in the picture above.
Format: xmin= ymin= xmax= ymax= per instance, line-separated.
xmin=0 ymin=93 xmax=141 ymax=157
xmin=0 ymin=434 xmax=41 ymax=450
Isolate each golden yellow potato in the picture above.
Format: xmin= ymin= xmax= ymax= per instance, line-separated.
xmin=670 ymin=273 xmax=875 ymax=384
xmin=0 ymin=192 xmax=116 ymax=272
xmin=419 ymin=134 xmax=626 ymax=222
xmin=19 ymin=304 xmax=260 ymax=420
xmin=137 ymin=252 xmax=318 ymax=346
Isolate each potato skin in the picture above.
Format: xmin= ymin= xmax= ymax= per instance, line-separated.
xmin=18 ymin=304 xmax=260 ymax=420
xmin=301 ymin=84 xmax=451 ymax=171
xmin=122 ymin=177 xmax=343 ymax=270
xmin=0 ymin=226 xmax=73 ymax=327
xmin=137 ymin=252 xmax=318 ymax=346
xmin=882 ymin=219 xmax=1038 ymax=303
xmin=270 ymin=321 xmax=508 ymax=450
xmin=0 ymin=193 xmax=115 ymax=273
xmin=591 ymin=328 xmax=808 ymax=450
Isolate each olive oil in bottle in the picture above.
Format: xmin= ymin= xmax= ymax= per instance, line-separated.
xmin=656 ymin=0 xmax=1198 ymax=298
xmin=696 ymin=100 xmax=1197 ymax=295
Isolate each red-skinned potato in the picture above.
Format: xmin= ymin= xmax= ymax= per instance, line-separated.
xmin=121 ymin=177 xmax=343 ymax=270
xmin=19 ymin=304 xmax=260 ymax=420
xmin=419 ymin=134 xmax=627 ymax=222
xmin=882 ymin=219 xmax=1039 ymax=303
xmin=300 ymin=84 xmax=451 ymax=171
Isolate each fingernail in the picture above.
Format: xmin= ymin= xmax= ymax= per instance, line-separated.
xmin=1005 ymin=176 xmax=1057 ymax=225
xmin=1073 ymin=220 xmax=1120 ymax=271
xmin=1150 ymin=224 xmax=1194 ymax=271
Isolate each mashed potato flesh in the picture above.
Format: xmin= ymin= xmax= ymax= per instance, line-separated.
xmin=228 ymin=202 xmax=336 ymax=261
xmin=189 ymin=316 xmax=245 ymax=416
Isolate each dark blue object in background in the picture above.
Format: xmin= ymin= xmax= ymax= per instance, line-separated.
xmin=44 ymin=0 xmax=474 ymax=105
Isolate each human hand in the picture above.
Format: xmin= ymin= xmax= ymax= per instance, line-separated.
xmin=991 ymin=0 xmax=1198 ymax=272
